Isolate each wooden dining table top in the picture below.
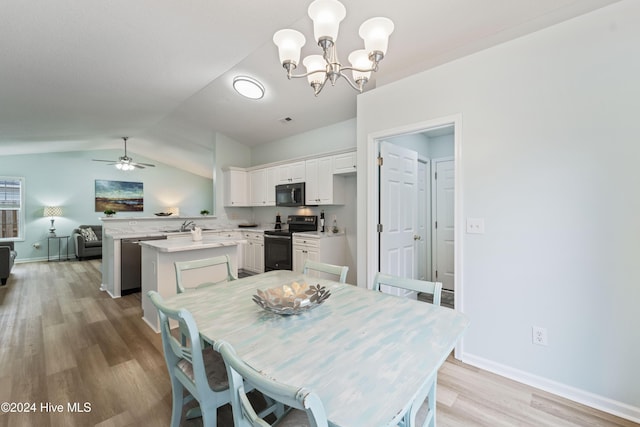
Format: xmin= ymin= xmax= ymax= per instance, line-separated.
xmin=160 ymin=270 xmax=470 ymax=427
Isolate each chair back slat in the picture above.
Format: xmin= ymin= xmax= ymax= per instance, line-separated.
xmin=216 ymin=340 xmax=328 ymax=427
xmin=175 ymin=254 xmax=237 ymax=293
xmin=372 ymin=272 xmax=443 ymax=306
xmin=147 ymin=290 xmax=230 ymax=427
xmin=303 ymin=260 xmax=348 ymax=283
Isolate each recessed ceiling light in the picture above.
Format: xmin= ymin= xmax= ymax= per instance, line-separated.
xmin=233 ymin=76 xmax=265 ymax=100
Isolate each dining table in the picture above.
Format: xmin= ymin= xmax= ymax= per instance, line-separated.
xmin=159 ymin=270 xmax=470 ymax=427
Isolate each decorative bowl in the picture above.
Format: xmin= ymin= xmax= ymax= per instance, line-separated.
xmin=252 ymin=282 xmax=330 ymax=315
xmin=154 ymin=212 xmax=172 ymax=216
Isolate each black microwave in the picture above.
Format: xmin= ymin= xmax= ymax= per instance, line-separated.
xmin=275 ymin=182 xmax=306 ymax=207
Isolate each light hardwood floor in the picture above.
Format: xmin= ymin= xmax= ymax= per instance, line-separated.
xmin=0 ymin=260 xmax=636 ymax=427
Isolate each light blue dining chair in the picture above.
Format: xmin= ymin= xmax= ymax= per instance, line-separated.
xmin=372 ymin=272 xmax=442 ymax=427
xmin=175 ymin=254 xmax=237 ymax=294
xmin=215 ymin=340 xmax=329 ymax=427
xmin=147 ymin=291 xmax=230 ymax=427
xmin=302 ymin=259 xmax=348 ymax=283
xmin=372 ymin=272 xmax=442 ymax=306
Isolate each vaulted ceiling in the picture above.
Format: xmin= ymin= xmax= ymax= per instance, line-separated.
xmin=0 ymin=0 xmax=621 ymax=175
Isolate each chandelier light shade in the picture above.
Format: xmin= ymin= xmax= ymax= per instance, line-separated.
xmin=307 ymin=0 xmax=346 ymax=46
xmin=44 ymin=206 xmax=62 ymax=237
xmin=273 ymin=29 xmax=306 ymax=67
xmin=273 ymin=0 xmax=394 ymax=96
xmin=232 ymin=76 xmax=265 ymax=99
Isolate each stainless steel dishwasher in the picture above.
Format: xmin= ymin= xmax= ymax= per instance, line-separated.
xmin=121 ymin=236 xmax=167 ymax=295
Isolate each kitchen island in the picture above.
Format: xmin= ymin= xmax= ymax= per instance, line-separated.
xmin=140 ymin=235 xmax=246 ymax=331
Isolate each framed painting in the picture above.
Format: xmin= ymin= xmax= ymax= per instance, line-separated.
xmin=95 ymin=180 xmax=143 ymax=212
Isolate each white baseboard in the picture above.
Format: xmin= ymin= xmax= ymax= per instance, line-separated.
xmin=461 ymin=353 xmax=640 ymax=424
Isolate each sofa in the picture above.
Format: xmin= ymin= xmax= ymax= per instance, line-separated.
xmin=73 ymin=225 xmax=103 ymax=260
xmin=1 ymin=242 xmax=17 ymax=285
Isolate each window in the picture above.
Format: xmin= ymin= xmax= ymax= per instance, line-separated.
xmin=0 ymin=177 xmax=24 ymax=241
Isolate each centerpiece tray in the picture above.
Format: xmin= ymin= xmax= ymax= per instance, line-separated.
xmin=252 ymin=282 xmax=330 ymax=315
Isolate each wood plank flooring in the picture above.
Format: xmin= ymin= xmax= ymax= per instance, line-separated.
xmin=0 ymin=260 xmax=636 ymax=427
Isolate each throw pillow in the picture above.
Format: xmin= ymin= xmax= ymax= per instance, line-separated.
xmin=80 ymin=227 xmax=98 ymax=241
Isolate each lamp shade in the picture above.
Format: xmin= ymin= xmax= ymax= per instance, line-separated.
xmin=348 ymin=49 xmax=373 ymax=82
xmin=307 ymin=0 xmax=346 ymax=44
xmin=303 ymin=55 xmax=327 ymax=86
xmin=44 ymin=206 xmax=62 ymax=217
xmin=359 ymin=17 xmax=394 ymax=56
xmin=273 ymin=29 xmax=306 ymax=66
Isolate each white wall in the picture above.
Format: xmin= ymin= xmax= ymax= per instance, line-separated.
xmin=251 ymin=118 xmax=356 ymax=165
xmin=0 ymin=149 xmax=213 ymax=261
xmin=357 ymin=0 xmax=639 ymax=420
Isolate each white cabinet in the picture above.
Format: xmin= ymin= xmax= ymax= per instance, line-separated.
xmin=305 ymin=156 xmax=345 ymax=205
xmin=242 ymin=231 xmax=264 ymax=273
xmin=223 ymin=167 xmax=249 ymax=207
xmin=292 ymin=238 xmax=319 ymax=272
xmin=333 ymin=151 xmax=357 ymax=175
xmin=276 ymin=161 xmax=305 ymax=184
xmin=292 ymin=233 xmax=347 ymax=281
xmin=249 ymin=168 xmax=276 ymax=206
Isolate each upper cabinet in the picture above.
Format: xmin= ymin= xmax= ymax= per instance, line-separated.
xmin=224 ymin=150 xmax=354 ymax=208
xmin=223 ymin=167 xmax=249 ymax=207
xmin=333 ymin=151 xmax=357 ymax=175
xmin=306 ymin=156 xmax=345 ymax=205
xmin=276 ymin=161 xmax=305 ymax=184
xmin=249 ymin=167 xmax=277 ymax=206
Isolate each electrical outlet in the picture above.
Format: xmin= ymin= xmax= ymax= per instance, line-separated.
xmin=532 ymin=326 xmax=548 ymax=346
xmin=466 ymin=217 xmax=485 ymax=234
xmin=129 ymin=221 xmax=137 ymax=225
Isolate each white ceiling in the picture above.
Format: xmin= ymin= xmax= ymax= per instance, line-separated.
xmin=0 ymin=0 xmax=620 ymax=175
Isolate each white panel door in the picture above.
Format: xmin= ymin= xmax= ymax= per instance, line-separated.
xmin=379 ymin=141 xmax=418 ymax=296
xmin=433 ymin=159 xmax=455 ymax=291
xmin=417 ymin=160 xmax=429 ymax=281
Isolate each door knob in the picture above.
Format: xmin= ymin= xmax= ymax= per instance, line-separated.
xmin=413 ymin=235 xmax=421 ymax=241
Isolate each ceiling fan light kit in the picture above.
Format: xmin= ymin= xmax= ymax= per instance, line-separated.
xmin=92 ymin=137 xmax=156 ymax=170
xmin=273 ymin=0 xmax=394 ymax=96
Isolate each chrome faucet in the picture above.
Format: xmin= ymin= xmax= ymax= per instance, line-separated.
xmin=180 ymin=220 xmax=195 ymax=232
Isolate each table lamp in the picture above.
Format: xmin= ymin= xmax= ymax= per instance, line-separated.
xmin=44 ymin=206 xmax=62 ymax=237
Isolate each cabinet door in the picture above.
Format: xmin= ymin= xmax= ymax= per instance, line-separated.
xmin=316 ymin=157 xmax=334 ymax=204
xmin=305 ymin=159 xmax=319 ymax=205
xmin=277 ymin=161 xmax=306 ymax=184
xmin=333 ymin=152 xmax=357 ymax=174
xmin=249 ymin=169 xmax=266 ymax=206
xmin=254 ymin=241 xmax=264 ymax=273
xmin=224 ymin=169 xmax=248 ymax=206
xmin=306 ymin=157 xmax=334 ymax=205
xmin=265 ymin=167 xmax=277 ymax=206
xmin=293 ymin=246 xmax=307 ymax=273
xmin=289 ymin=161 xmax=306 ymax=183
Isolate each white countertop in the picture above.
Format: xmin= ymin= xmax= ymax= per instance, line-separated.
xmin=105 ymin=228 xmax=267 ymax=240
xmin=139 ymin=236 xmax=247 ymax=252
xmin=292 ymin=230 xmax=346 ymax=238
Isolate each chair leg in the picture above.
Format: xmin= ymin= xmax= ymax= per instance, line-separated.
xmin=170 ymin=380 xmax=185 ymax=427
xmin=200 ymin=402 xmax=218 ymax=427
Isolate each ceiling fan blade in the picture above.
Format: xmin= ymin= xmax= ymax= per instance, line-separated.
xmin=131 ymin=163 xmax=146 ymax=169
xmin=137 ymin=162 xmax=156 ymax=167
xmin=92 ymin=159 xmax=114 ymax=162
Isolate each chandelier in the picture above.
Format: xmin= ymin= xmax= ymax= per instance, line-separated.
xmin=273 ymin=0 xmax=394 ymax=96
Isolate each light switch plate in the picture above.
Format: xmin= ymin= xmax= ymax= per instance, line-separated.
xmin=466 ymin=218 xmax=485 ymax=234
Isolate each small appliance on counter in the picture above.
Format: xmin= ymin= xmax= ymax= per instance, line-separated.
xmin=275 ymin=212 xmax=282 ymax=230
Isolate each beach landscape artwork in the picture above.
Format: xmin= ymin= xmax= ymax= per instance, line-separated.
xmin=95 ymin=179 xmax=143 ymax=212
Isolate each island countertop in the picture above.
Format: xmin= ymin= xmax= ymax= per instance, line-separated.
xmin=139 ymin=236 xmax=247 ymax=253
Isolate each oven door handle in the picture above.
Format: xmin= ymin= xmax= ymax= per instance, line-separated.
xmin=265 ymin=235 xmax=291 ymax=240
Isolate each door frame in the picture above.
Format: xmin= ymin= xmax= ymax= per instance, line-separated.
xmin=366 ymin=114 xmax=464 ymax=351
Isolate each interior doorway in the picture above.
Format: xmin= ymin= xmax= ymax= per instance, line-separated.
xmin=376 ymin=124 xmax=456 ymax=308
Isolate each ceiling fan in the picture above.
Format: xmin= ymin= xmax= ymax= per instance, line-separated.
xmin=92 ymin=137 xmax=155 ymax=170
